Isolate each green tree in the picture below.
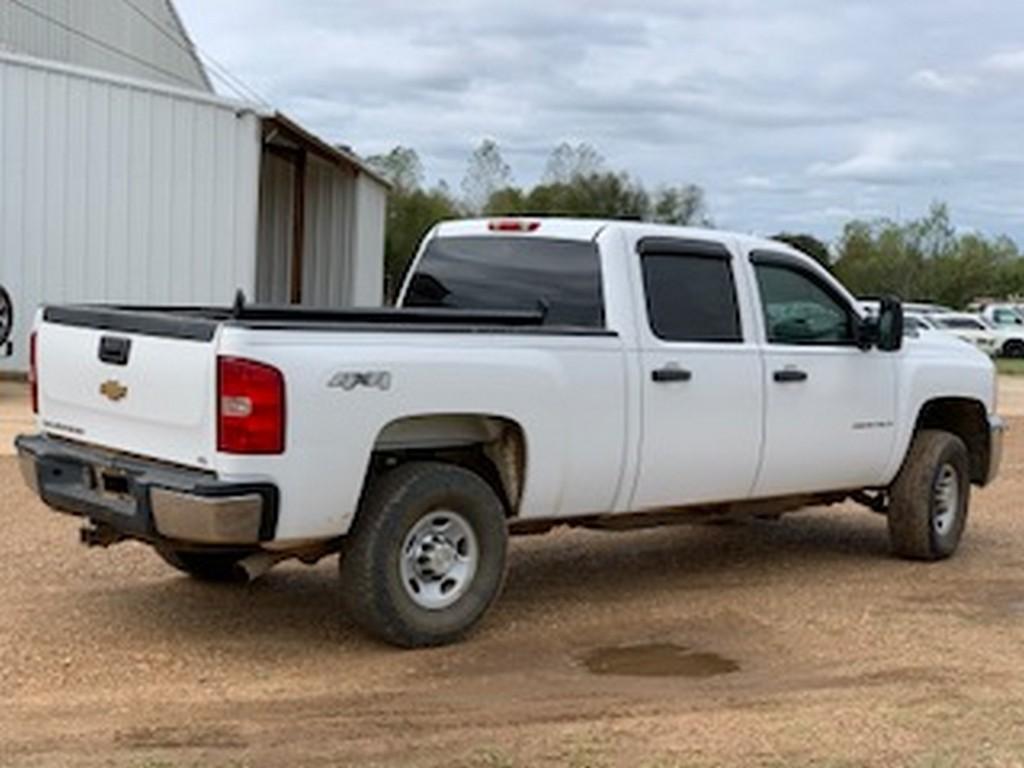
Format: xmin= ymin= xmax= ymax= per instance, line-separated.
xmin=367 ymin=146 xmax=460 ymax=298
xmin=543 ymin=142 xmax=605 ymax=184
xmin=365 ymin=146 xmax=424 ymax=192
xmin=383 ymin=187 xmax=459 ymax=300
xmin=832 ymin=203 xmax=1023 ymax=307
xmin=462 ymin=139 xmax=513 ymax=213
xmin=652 ymin=185 xmax=708 ymax=226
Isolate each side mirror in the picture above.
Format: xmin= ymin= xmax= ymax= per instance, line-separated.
xmin=876 ymin=295 xmax=903 ymax=352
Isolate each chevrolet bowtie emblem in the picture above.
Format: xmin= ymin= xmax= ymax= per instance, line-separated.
xmin=99 ymin=380 xmax=128 ymax=402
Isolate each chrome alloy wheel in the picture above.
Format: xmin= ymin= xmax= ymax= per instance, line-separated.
xmin=932 ymin=463 xmax=960 ymax=536
xmin=400 ymin=510 xmax=479 ymax=610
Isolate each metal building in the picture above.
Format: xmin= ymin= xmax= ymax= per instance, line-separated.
xmin=0 ymin=48 xmax=390 ymax=372
xmin=0 ymin=0 xmax=211 ymax=91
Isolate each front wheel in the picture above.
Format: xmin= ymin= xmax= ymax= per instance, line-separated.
xmin=340 ymin=462 xmax=508 ymax=648
xmin=887 ymin=430 xmax=970 ymax=561
xmin=1002 ymin=340 xmax=1024 ymax=359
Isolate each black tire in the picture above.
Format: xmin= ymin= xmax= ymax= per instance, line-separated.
xmin=155 ymin=546 xmax=247 ymax=583
xmin=887 ymin=430 xmax=970 ymax=561
xmin=1002 ymin=340 xmax=1024 ymax=359
xmin=0 ymin=285 xmax=12 ymax=347
xmin=340 ymin=462 xmax=508 ymax=648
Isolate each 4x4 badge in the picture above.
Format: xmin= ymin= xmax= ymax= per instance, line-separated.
xmin=328 ymin=371 xmax=392 ymax=392
xmin=99 ymin=380 xmax=128 ymax=402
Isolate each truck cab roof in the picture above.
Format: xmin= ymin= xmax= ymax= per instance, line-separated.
xmin=432 ymin=218 xmax=796 ymax=260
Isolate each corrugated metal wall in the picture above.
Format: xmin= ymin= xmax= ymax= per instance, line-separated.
xmin=351 ymin=174 xmax=386 ymax=307
xmin=302 ymin=157 xmax=357 ymax=307
xmin=0 ymin=0 xmax=209 ymax=91
xmin=255 ymin=152 xmax=294 ymax=305
xmin=0 ymin=52 xmax=261 ymax=371
xmin=255 ymin=153 xmax=384 ymax=309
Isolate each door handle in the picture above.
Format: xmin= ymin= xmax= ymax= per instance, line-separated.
xmin=652 ymin=367 xmax=693 ymax=383
xmin=774 ymin=369 xmax=808 ymax=383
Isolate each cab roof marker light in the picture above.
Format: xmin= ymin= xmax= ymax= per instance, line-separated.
xmin=488 ymin=219 xmax=541 ymax=233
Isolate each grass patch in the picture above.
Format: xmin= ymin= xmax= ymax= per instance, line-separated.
xmin=997 ymin=358 xmax=1024 ymax=376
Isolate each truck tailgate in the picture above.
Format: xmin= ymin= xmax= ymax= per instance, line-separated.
xmin=37 ymin=317 xmax=216 ymax=470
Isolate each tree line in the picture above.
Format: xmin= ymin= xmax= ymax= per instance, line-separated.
xmin=368 ymin=142 xmax=1023 ymax=308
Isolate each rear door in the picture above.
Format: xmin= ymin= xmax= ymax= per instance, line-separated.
xmin=36 ymin=310 xmax=217 ymax=469
xmin=750 ymin=252 xmax=897 ymax=497
xmin=630 ymin=237 xmax=764 ymax=510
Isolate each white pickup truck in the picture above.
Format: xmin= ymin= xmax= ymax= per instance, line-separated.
xmin=17 ymin=218 xmax=1005 ymax=647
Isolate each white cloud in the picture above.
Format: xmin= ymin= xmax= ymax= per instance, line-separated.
xmin=982 ymin=49 xmax=1024 ymax=75
xmin=908 ymin=68 xmax=976 ymax=95
xmin=736 ymin=175 xmax=776 ymax=190
xmin=174 ymin=0 xmax=1024 ymax=242
xmin=808 ymin=132 xmax=953 ymax=184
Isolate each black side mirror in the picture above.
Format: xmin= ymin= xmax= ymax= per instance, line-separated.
xmin=876 ymin=295 xmax=903 ymax=352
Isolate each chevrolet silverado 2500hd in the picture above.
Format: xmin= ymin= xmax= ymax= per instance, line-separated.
xmin=16 ymin=219 xmax=1005 ymax=647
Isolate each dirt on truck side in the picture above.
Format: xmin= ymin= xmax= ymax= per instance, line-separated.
xmin=1 ymin=382 xmax=1024 ymax=767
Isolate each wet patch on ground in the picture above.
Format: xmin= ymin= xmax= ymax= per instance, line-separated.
xmin=580 ymin=643 xmax=740 ymax=679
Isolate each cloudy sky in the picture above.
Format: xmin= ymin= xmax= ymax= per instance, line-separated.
xmin=175 ymin=0 xmax=1024 ymax=242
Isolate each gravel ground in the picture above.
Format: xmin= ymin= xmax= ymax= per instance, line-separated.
xmin=1 ymin=383 xmax=1024 ymax=767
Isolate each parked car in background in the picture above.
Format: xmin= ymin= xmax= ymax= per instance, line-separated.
xmin=904 ymin=301 xmax=955 ymax=316
xmin=979 ymin=303 xmax=1024 ymax=330
xmin=860 ymin=299 xmax=954 ymax=318
xmin=904 ymin=312 xmax=959 ymax=342
xmin=0 ymin=285 xmax=12 ymax=358
xmin=930 ymin=313 xmax=1001 ymax=356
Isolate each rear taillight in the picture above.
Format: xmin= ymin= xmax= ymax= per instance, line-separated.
xmin=217 ymin=356 xmax=285 ymax=455
xmin=28 ymin=332 xmax=38 ymax=414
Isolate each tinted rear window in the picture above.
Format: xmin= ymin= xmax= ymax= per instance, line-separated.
xmin=404 ymin=236 xmax=605 ymax=328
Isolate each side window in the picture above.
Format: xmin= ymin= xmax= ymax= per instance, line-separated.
xmin=754 ymin=262 xmax=854 ymax=345
xmin=641 ymin=251 xmax=742 ymax=343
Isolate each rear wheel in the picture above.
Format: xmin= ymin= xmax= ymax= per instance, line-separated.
xmin=887 ymin=430 xmax=970 ymax=561
xmin=155 ymin=546 xmax=247 ymax=582
xmin=340 ymin=462 xmax=508 ymax=648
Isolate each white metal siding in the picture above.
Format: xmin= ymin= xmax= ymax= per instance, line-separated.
xmin=302 ymin=156 xmax=356 ymax=308
xmin=0 ymin=0 xmax=209 ymax=91
xmin=0 ymin=52 xmax=261 ymax=371
xmin=351 ymin=174 xmax=386 ymax=306
xmin=255 ymin=152 xmax=294 ymax=305
xmin=254 ymin=152 xmax=386 ymax=310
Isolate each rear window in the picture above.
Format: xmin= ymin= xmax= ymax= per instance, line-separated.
xmin=403 ymin=236 xmax=605 ymax=328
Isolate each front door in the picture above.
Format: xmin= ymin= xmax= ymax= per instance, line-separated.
xmin=750 ymin=254 xmax=898 ymax=498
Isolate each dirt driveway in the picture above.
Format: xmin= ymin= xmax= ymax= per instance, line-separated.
xmin=2 ymin=386 xmax=1024 ymax=767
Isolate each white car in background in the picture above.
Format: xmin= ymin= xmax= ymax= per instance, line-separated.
xmin=904 ymin=302 xmax=955 ymax=316
xmin=929 ymin=313 xmax=1003 ymax=357
xmin=904 ymin=312 xmax=955 ymax=340
xmin=979 ymin=303 xmax=1024 ymax=330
